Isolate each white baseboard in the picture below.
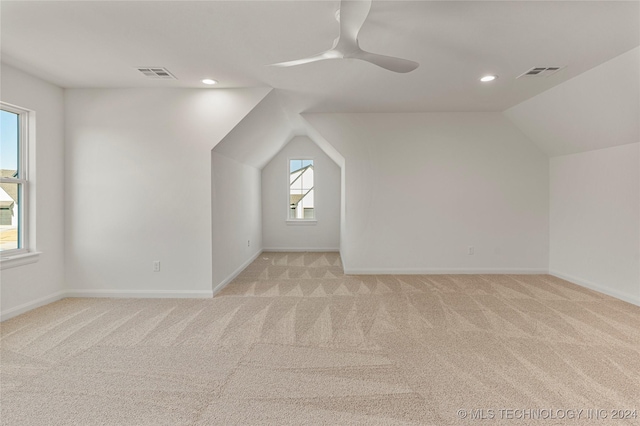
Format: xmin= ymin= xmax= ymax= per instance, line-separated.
xmin=2 ymin=288 xmax=214 ymax=322
xmin=212 ymin=249 xmax=263 ymax=296
xmin=344 ymin=267 xmax=548 ymax=275
xmin=262 ymin=247 xmax=340 ymax=252
xmin=2 ymin=250 xmax=265 ymax=321
xmin=1 ymin=291 xmax=66 ymax=322
xmin=64 ymin=289 xmax=214 ymax=299
xmin=549 ymin=270 xmax=640 ymax=307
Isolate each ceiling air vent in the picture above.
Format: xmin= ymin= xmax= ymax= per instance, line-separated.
xmin=136 ymin=67 xmax=176 ymax=80
xmin=517 ymin=66 xmax=564 ymax=78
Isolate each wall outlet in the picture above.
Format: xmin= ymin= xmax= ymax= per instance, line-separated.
xmin=467 ymin=246 xmax=474 ymax=255
xmin=153 ymin=261 xmax=161 ymax=272
xmin=247 ymin=240 xmax=250 ymax=247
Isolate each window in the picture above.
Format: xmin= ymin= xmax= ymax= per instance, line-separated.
xmin=0 ymin=103 xmax=29 ymax=256
xmin=289 ymin=159 xmax=314 ymax=220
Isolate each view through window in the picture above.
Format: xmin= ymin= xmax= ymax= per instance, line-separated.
xmin=289 ymin=159 xmax=314 ymax=219
xmin=0 ymin=105 xmax=26 ymax=253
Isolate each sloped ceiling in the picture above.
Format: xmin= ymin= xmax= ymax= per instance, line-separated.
xmin=300 ymin=116 xmax=345 ymax=168
xmin=2 ymin=1 xmax=638 ymax=112
xmin=504 ymin=47 xmax=640 ymax=157
xmin=2 ymin=1 xmax=638 ymax=160
xmin=213 ymin=89 xmax=295 ymax=169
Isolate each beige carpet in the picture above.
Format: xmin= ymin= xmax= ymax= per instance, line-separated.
xmin=2 ymin=252 xmax=640 ymax=425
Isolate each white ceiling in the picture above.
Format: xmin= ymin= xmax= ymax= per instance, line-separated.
xmin=1 ymin=1 xmax=638 ymax=113
xmin=505 ymin=47 xmax=639 ymax=157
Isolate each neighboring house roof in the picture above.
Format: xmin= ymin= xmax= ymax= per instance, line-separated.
xmin=290 ymin=165 xmax=314 ymax=207
xmin=0 ymin=169 xmax=18 ymax=178
xmin=290 ymin=164 xmax=312 ymax=176
xmin=290 ymin=164 xmax=313 ymax=187
xmin=290 ymin=194 xmax=304 ymax=206
xmin=0 ymin=170 xmax=19 ymax=202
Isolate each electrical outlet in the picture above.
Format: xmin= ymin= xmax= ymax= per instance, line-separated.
xmin=153 ymin=261 xmax=161 ymax=272
xmin=247 ymin=240 xmax=251 ymax=247
xmin=467 ymin=246 xmax=474 ymax=255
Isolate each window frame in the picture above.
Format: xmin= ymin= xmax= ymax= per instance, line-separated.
xmin=286 ymin=157 xmax=317 ymax=225
xmin=0 ymin=102 xmax=30 ymax=258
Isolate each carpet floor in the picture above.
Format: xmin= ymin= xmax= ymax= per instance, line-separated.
xmin=1 ymin=252 xmax=639 ymax=425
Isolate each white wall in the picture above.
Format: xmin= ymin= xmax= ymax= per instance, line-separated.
xmin=64 ymin=88 xmax=269 ymax=297
xmin=505 ymin=47 xmax=639 ymax=157
xmin=1 ymin=64 xmax=66 ymax=320
xmin=505 ymin=47 xmax=640 ymax=305
xmin=262 ymin=136 xmax=340 ymax=251
xmin=550 ymin=143 xmax=640 ymax=305
xmin=305 ymin=112 xmax=549 ymax=274
xmin=211 ymin=152 xmax=262 ymax=291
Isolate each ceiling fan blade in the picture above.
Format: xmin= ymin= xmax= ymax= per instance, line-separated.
xmin=349 ymin=50 xmax=419 ymax=73
xmin=269 ymin=0 xmax=419 ymax=74
xmin=336 ymin=0 xmax=372 ymax=51
xmin=269 ymin=50 xmax=341 ymax=67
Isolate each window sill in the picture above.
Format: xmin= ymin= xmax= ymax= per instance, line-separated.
xmin=286 ymin=220 xmax=318 ymax=226
xmin=0 ymin=252 xmax=41 ymax=270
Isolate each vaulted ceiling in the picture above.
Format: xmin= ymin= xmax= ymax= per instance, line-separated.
xmin=2 ymin=1 xmax=638 ymax=113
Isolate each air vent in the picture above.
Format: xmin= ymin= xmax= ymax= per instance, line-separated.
xmin=517 ymin=66 xmax=564 ymax=78
xmin=136 ymin=67 xmax=176 ymax=80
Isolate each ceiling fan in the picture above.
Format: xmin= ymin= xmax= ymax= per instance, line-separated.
xmin=270 ymin=0 xmax=419 ymax=73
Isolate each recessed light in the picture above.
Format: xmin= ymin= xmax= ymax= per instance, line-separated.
xmin=480 ymin=75 xmax=497 ymax=82
xmin=202 ymin=79 xmax=217 ymax=85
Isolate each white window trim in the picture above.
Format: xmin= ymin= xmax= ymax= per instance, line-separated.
xmin=0 ymin=102 xmax=35 ymax=263
xmin=0 ymin=251 xmax=41 ymax=270
xmin=285 ymin=220 xmax=318 ymax=226
xmin=287 ymin=157 xmax=317 ymax=224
